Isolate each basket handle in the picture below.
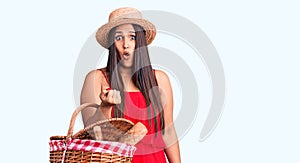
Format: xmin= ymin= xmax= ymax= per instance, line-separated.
xmin=66 ymin=103 xmax=99 ymax=140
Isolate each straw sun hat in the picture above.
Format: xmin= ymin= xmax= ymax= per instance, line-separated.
xmin=96 ymin=7 xmax=156 ymax=49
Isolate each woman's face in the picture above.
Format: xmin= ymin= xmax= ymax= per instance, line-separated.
xmin=114 ymin=24 xmax=136 ymax=68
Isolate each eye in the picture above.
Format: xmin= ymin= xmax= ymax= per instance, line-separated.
xmin=130 ymin=35 xmax=136 ymax=40
xmin=115 ymin=35 xmax=123 ymax=41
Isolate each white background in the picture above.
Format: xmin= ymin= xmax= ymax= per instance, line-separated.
xmin=0 ymin=0 xmax=299 ymax=162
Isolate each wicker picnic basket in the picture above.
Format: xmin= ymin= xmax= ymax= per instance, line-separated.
xmin=49 ymin=103 xmax=136 ymax=163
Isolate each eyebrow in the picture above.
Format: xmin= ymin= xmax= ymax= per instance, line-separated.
xmin=115 ymin=31 xmax=136 ymax=35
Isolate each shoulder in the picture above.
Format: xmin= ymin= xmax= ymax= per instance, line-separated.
xmin=85 ymin=69 xmax=100 ymax=80
xmin=154 ymin=69 xmax=170 ymax=83
xmin=153 ymin=69 xmax=173 ymax=105
xmin=154 ymin=69 xmax=172 ymax=88
xmin=84 ymin=68 xmax=108 ymax=85
xmin=85 ymin=68 xmax=105 ymax=77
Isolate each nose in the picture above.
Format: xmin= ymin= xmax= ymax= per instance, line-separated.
xmin=123 ymin=37 xmax=129 ymax=49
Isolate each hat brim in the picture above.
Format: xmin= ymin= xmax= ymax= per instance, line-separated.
xmin=96 ymin=18 xmax=156 ymax=49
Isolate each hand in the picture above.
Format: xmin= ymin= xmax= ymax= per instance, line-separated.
xmin=99 ymin=87 xmax=121 ymax=107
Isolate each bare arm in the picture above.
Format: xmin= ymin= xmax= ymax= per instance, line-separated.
xmin=80 ymin=70 xmax=119 ymax=127
xmin=155 ymin=70 xmax=181 ymax=163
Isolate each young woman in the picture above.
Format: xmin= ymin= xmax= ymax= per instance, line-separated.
xmin=80 ymin=7 xmax=181 ymax=163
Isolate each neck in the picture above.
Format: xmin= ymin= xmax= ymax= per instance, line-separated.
xmin=118 ymin=66 xmax=133 ymax=77
xmin=118 ymin=66 xmax=138 ymax=91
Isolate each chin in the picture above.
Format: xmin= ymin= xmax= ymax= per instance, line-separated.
xmin=120 ymin=62 xmax=133 ymax=68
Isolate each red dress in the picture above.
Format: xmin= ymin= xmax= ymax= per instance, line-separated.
xmin=121 ymin=92 xmax=166 ymax=163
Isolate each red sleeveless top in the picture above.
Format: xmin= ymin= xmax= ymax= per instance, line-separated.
xmin=99 ymin=69 xmax=167 ymax=163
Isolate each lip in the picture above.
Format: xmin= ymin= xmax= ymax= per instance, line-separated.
xmin=122 ymin=51 xmax=130 ymax=59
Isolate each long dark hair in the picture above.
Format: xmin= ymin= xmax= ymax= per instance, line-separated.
xmin=106 ymin=24 xmax=164 ymax=134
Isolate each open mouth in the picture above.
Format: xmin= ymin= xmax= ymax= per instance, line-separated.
xmin=123 ymin=52 xmax=130 ymax=59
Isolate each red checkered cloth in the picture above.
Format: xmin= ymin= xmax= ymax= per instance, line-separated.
xmin=49 ymin=138 xmax=136 ymax=157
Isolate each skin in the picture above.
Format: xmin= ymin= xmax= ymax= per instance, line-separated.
xmin=80 ymin=24 xmax=181 ymax=163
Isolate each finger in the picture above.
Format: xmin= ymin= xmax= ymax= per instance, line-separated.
xmin=101 ymin=86 xmax=110 ymax=94
xmin=100 ymin=87 xmax=110 ymax=99
xmin=106 ymin=90 xmax=113 ymax=103
xmin=105 ymin=87 xmax=111 ymax=96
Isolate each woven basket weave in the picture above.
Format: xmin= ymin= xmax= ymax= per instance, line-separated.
xmin=49 ymin=103 xmax=135 ymax=163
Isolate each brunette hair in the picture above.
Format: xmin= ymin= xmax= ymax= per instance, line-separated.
xmin=106 ymin=24 xmax=164 ymax=134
